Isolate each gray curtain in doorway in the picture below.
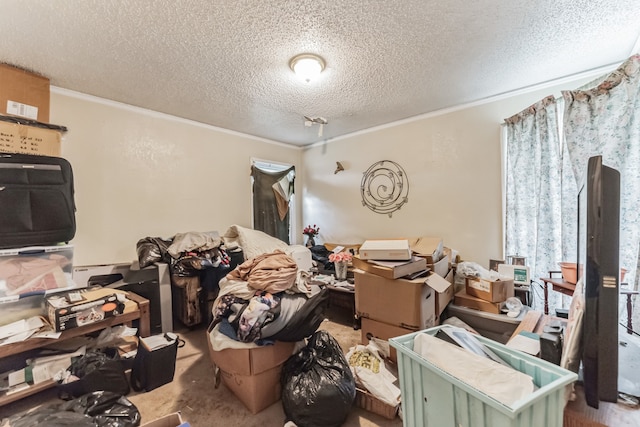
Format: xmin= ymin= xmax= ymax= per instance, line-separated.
xmin=251 ymin=165 xmax=295 ymax=244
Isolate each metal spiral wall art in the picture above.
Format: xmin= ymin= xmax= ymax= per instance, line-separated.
xmin=360 ymin=160 xmax=409 ymax=218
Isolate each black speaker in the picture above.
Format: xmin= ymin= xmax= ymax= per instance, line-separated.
xmin=540 ymin=332 xmax=563 ymax=366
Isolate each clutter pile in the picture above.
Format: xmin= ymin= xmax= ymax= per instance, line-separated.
xmin=353 ymin=237 xmax=456 ymax=363
xmin=454 ymin=261 xmax=516 ymax=315
xmin=204 ymin=225 xmax=332 ymax=414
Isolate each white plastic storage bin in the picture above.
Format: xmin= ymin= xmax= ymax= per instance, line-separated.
xmin=389 ymin=326 xmax=578 ymax=427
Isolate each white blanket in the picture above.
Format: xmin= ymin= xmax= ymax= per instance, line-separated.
xmin=223 ymin=224 xmax=289 ymax=260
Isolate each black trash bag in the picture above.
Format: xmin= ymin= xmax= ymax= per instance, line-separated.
xmin=3 ymin=391 xmax=139 ymax=427
xmin=136 ymin=237 xmax=172 ymax=268
xmin=268 ymin=288 xmax=329 ymax=342
xmin=281 ymin=330 xmax=356 ymax=427
xmin=1 ymin=406 xmax=94 ymax=427
xmin=57 ymin=351 xmax=130 ymax=400
xmin=60 ymin=391 xmax=141 ymax=427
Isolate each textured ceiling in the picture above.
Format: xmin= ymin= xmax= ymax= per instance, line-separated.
xmin=0 ymin=1 xmax=639 ymax=147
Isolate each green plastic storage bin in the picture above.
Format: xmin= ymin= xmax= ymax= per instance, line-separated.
xmin=389 ymin=326 xmax=578 ymax=427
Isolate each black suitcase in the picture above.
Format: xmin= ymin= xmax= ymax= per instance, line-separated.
xmin=0 ymin=153 xmax=76 ymax=248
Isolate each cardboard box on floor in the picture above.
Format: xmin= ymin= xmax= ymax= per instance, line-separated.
xmin=207 ymin=332 xmax=296 ymax=414
xmin=354 ymin=269 xmax=453 ymax=330
xmin=355 ymin=270 xmax=433 ymax=330
xmin=360 ymin=317 xmax=413 ymax=363
xmin=465 ymin=276 xmax=514 ymax=302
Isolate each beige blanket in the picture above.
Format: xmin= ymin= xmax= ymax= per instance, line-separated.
xmin=227 ymin=250 xmax=298 ymax=293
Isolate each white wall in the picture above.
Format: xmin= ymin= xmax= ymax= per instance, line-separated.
xmin=302 ymin=78 xmax=594 ymax=266
xmin=50 ymin=89 xmax=301 ymax=266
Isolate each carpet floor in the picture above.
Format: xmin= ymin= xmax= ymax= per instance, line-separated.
xmin=0 ymin=307 xmax=403 ymax=427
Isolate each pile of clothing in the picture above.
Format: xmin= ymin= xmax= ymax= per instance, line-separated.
xmin=136 ymin=224 xmax=326 ymax=338
xmin=211 ymin=249 xmax=328 ymax=343
xmin=136 ymin=230 xmax=241 ymax=327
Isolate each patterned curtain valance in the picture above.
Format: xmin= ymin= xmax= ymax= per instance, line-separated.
xmin=504 ymin=95 xmax=556 ymax=125
xmin=563 ymin=53 xmax=640 ymax=103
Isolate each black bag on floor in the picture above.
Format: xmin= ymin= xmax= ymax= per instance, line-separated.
xmin=57 ymin=351 xmax=130 ymax=400
xmin=281 ymin=330 xmax=356 ymax=427
xmin=0 ymin=153 xmax=76 ymax=249
xmin=5 ymin=391 xmax=140 ymax=427
xmin=130 ymin=333 xmax=185 ymax=392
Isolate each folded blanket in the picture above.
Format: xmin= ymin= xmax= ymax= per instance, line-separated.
xmin=227 ymin=250 xmax=298 ymax=293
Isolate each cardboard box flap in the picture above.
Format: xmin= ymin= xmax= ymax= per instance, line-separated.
xmin=425 ymin=272 xmax=451 ymax=294
xmin=408 ymin=237 xmax=443 ymax=261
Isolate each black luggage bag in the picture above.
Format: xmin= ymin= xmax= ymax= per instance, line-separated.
xmin=0 ymin=153 xmax=76 ymax=249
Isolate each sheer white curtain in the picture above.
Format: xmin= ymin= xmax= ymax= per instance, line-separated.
xmin=504 ymin=95 xmax=566 ymax=311
xmin=563 ymin=54 xmax=640 ymax=331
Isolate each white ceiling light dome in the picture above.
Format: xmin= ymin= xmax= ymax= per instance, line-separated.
xmin=289 ymin=53 xmax=325 ymax=83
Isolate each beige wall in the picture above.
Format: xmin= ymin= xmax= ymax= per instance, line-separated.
xmin=302 ymin=78 xmax=594 ymax=266
xmin=49 ymin=74 xmax=594 ymax=268
xmin=51 ymin=89 xmax=301 ymax=266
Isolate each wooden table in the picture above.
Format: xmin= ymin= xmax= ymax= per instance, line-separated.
xmin=539 ymin=275 xmax=576 ymax=315
xmin=540 ymin=274 xmax=638 ymax=334
xmin=0 ymin=290 xmax=149 ymax=407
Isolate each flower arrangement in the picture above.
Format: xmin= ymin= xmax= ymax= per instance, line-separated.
xmin=303 ymin=224 xmax=320 ymax=237
xmin=329 ymin=251 xmax=353 ymax=263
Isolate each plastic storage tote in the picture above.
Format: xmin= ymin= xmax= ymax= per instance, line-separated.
xmin=389 ymin=326 xmax=578 ymax=427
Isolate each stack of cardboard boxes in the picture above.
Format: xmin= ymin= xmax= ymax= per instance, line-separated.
xmin=353 ymin=237 xmax=454 ymax=361
xmin=454 ymin=275 xmax=515 ymax=314
xmin=207 ymin=334 xmax=296 ymax=414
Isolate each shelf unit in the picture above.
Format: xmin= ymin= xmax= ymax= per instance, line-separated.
xmin=0 ymin=291 xmax=149 ymax=406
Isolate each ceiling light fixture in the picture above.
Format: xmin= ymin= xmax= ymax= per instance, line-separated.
xmin=289 ymin=53 xmax=325 ymax=83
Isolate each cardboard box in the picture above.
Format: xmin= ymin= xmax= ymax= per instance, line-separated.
xmin=426 ymin=253 xmax=449 ymax=277
xmin=465 ymin=277 xmax=514 ymax=303
xmin=0 ymin=245 xmax=74 ymax=301
xmin=45 ymin=287 xmax=128 ymax=331
xmin=351 ymin=254 xmax=427 ymax=280
xmin=359 ymin=239 xmax=412 ymax=261
xmin=429 ymin=270 xmax=454 ymax=320
xmin=0 ymin=121 xmax=61 ymax=156
xmin=355 ymin=269 xmax=436 ymax=330
xmin=454 ymin=289 xmax=503 ymax=314
xmin=141 ymin=412 xmax=186 ymax=427
xmin=356 ymin=388 xmax=399 ymax=420
xmin=408 ymin=236 xmax=443 ymax=264
xmin=360 ymin=317 xmax=414 ymax=363
xmin=207 ymin=332 xmax=296 ymax=414
xmin=0 ymin=64 xmax=50 ymax=122
xmin=218 ymin=366 xmax=283 ymax=415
